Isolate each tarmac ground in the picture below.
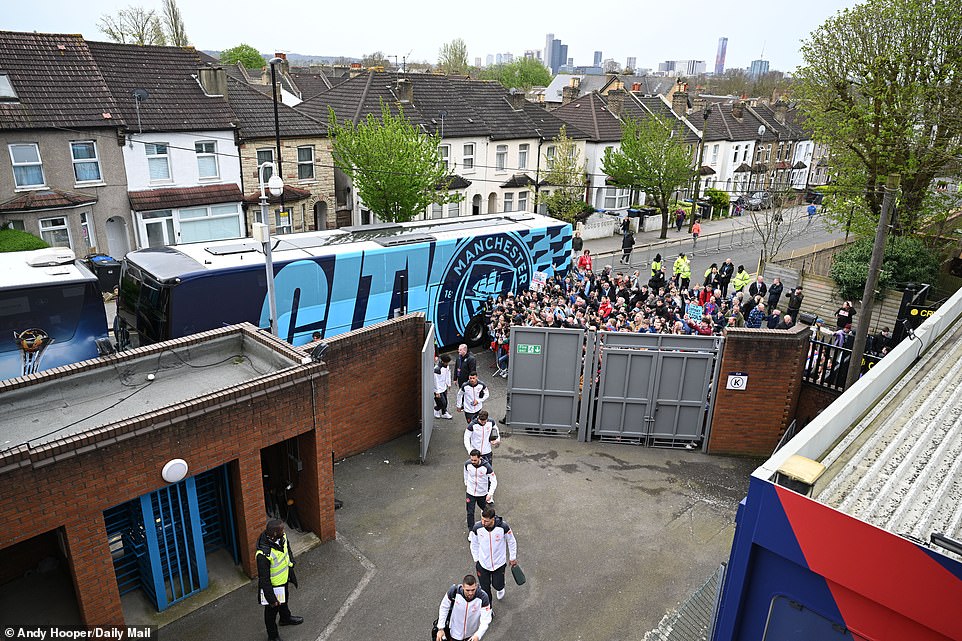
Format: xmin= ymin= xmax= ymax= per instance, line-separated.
xmin=161 ymin=348 xmax=760 ymax=641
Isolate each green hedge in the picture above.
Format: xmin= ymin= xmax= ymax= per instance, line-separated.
xmin=0 ymin=228 xmax=49 ymax=252
xmin=829 ymin=236 xmax=939 ymax=301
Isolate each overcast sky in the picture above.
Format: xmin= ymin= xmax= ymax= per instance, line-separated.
xmin=4 ymin=0 xmax=858 ymax=72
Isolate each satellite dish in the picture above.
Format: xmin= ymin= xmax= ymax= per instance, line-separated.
xmin=757 ymin=125 xmax=767 ymax=137
xmin=132 ymin=88 xmax=149 ymax=102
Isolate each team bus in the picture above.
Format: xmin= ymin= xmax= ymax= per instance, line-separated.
xmin=0 ymin=248 xmax=109 ymax=380
xmin=117 ymin=213 xmax=572 ymax=349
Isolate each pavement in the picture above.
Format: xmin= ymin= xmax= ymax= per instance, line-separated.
xmin=160 ymin=347 xmax=761 ymax=641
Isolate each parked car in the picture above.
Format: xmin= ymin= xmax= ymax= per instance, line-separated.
xmin=744 ymin=191 xmax=774 ymax=210
xmin=805 ymin=190 xmax=825 ymax=205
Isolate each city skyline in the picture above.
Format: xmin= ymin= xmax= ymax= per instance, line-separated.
xmin=4 ymin=0 xmax=859 ymax=72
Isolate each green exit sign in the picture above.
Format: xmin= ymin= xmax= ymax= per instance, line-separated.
xmin=516 ymin=344 xmax=542 ymax=355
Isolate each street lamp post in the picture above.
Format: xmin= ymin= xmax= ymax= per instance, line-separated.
xmin=269 ymin=57 xmax=286 ymax=224
xmin=255 ymin=161 xmax=284 ymax=337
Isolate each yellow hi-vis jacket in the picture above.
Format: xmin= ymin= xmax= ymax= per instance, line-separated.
xmin=257 ymin=534 xmax=293 ymax=586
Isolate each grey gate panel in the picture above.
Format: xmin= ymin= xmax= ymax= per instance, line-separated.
xmin=590 ymin=333 xmax=721 ymax=447
xmin=420 ymin=323 xmax=436 ymax=463
xmin=505 ymin=326 xmax=583 ymax=435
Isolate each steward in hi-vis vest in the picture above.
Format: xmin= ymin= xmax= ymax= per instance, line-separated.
xmin=256 ymin=519 xmax=304 ymax=641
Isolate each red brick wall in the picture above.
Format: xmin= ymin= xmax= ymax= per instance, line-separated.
xmin=0 ymin=528 xmax=59 ymax=585
xmin=322 ymin=315 xmax=426 ymax=459
xmin=795 ymin=382 xmax=841 ymax=428
xmin=708 ymin=325 xmax=810 ymax=457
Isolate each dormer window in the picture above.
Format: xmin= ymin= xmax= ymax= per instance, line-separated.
xmin=0 ymin=74 xmax=18 ymax=102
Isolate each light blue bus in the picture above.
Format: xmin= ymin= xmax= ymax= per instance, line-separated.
xmin=118 ymin=213 xmax=571 ymax=348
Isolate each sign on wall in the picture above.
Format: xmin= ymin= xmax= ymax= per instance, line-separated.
xmin=726 ymin=372 xmax=748 ymax=390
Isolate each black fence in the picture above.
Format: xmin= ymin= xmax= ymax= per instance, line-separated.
xmin=803 ymin=339 xmax=882 ymax=391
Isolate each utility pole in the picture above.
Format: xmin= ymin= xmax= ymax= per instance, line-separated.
xmin=845 ymin=173 xmax=900 ymax=390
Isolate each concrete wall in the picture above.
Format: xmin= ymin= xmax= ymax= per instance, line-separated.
xmin=707 ymin=324 xmax=810 ymax=457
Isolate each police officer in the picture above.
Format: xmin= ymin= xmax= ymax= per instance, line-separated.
xmin=256 ymin=519 xmax=303 ymax=641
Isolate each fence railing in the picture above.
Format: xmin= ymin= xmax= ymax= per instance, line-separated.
xmin=803 ymin=338 xmax=882 ymax=391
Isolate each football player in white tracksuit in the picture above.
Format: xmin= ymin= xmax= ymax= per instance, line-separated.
xmin=464 ymin=409 xmax=500 ymax=466
xmin=464 ymin=450 xmax=497 ymax=531
xmin=469 ymin=507 xmax=518 ymax=605
xmin=457 ymin=373 xmax=490 ymax=425
xmin=436 ymin=575 xmax=492 ymax=641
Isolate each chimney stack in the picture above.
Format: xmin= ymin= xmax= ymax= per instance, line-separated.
xmin=197 ymin=67 xmax=227 ymax=97
xmin=349 ymin=62 xmax=363 ymax=78
xmin=272 ymin=52 xmax=290 ymax=74
xmin=396 ymin=78 xmax=413 ymax=103
xmin=561 ymin=84 xmax=580 ymax=105
xmin=732 ymin=101 xmax=744 ymax=119
xmin=607 ymin=88 xmax=626 ymax=117
xmin=506 ymin=88 xmax=525 ymax=110
xmin=631 ymin=82 xmax=641 ymax=92
xmin=671 ymin=91 xmax=689 ymax=116
xmin=773 ymin=100 xmax=788 ymax=125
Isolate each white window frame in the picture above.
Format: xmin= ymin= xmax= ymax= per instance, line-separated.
xmin=9 ymin=143 xmax=46 ymax=189
xmin=70 ymin=140 xmax=103 ymax=185
xmin=732 ymin=145 xmax=740 ymax=163
xmin=297 ymin=145 xmax=315 ymax=181
xmin=194 ymin=141 xmax=219 ymax=180
xmin=503 ymin=192 xmax=513 ymax=212
xmin=447 ymin=200 xmax=460 ymax=218
xmin=545 ymin=145 xmax=556 ymax=167
xmin=518 ymin=143 xmax=529 ymax=170
xmin=440 ymin=144 xmax=450 ymax=171
xmin=603 ymin=187 xmax=629 ymax=210
xmin=711 ymin=144 xmax=719 ymax=165
xmin=39 ymin=216 xmax=71 ymax=248
xmin=275 ymin=207 xmax=293 ymax=234
xmin=145 ymin=142 xmax=172 ymax=183
xmin=79 ymin=211 xmax=96 ymax=252
xmin=518 ymin=190 xmax=529 ymax=212
xmin=496 ymin=145 xmax=508 ymax=171
xmin=431 ymin=203 xmax=444 ymax=219
xmin=462 ymin=143 xmax=475 ymax=171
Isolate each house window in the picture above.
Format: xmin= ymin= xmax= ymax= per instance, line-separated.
xmin=496 ymin=145 xmax=508 ymax=171
xmin=447 ymin=201 xmax=460 ymax=218
xmin=257 ymin=148 xmax=274 ymax=180
xmin=80 ymin=212 xmax=96 ymax=252
xmin=0 ymin=74 xmax=18 ymax=101
xmin=518 ymin=144 xmax=529 ymax=169
xmin=71 ymin=141 xmax=102 ymax=183
xmin=463 ymin=143 xmax=475 ymax=170
xmin=711 ymin=144 xmax=719 ymax=164
xmin=177 ymin=204 xmax=242 ymax=244
xmin=297 ymin=146 xmax=315 ymax=180
xmin=39 ymin=216 xmax=71 ymax=248
xmin=604 ymin=187 xmax=629 ymax=209
xmin=431 ymin=203 xmax=444 ymax=219
xmin=732 ymin=145 xmax=740 ymax=163
xmin=742 ymin=146 xmax=749 ymax=162
xmin=275 ymin=207 xmax=293 ymax=234
xmin=545 ymin=145 xmax=556 ymax=166
xmin=518 ymin=190 xmax=529 ymax=212
xmin=145 ymin=142 xmax=171 ymax=182
xmin=4 ymin=220 xmax=24 ymax=231
xmin=440 ymin=144 xmax=450 ymax=171
xmin=503 ymin=193 xmax=513 ymax=212
xmin=195 ymin=141 xmax=219 ymax=179
xmin=9 ymin=143 xmax=45 ymax=188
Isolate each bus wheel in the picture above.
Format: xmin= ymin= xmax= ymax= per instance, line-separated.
xmin=464 ymin=316 xmax=487 ymax=347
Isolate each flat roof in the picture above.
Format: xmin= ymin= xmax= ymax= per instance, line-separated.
xmin=0 ymin=251 xmax=94 ymax=288
xmin=0 ymin=325 xmax=311 ymax=455
xmin=125 ymin=212 xmax=567 ymax=280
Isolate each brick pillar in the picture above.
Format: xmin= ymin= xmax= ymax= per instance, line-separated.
xmin=708 ymin=325 xmax=810 ymax=456
xmin=295 ymin=425 xmax=336 ymax=543
xmin=63 ymin=516 xmax=124 ymax=626
xmin=231 ymin=449 xmax=266 ymax=578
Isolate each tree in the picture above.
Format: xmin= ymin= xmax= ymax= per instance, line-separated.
xmin=361 ymin=51 xmax=390 ymax=69
xmin=328 ymin=103 xmax=460 ymax=223
xmin=743 ymin=189 xmax=813 ymax=273
xmin=161 ymin=0 xmax=189 ymax=47
xmin=98 ymin=6 xmax=166 ymax=45
xmin=536 ymin=127 xmax=590 ymax=224
xmin=830 ymin=235 xmax=939 ymax=301
xmin=437 ymin=38 xmax=469 ymax=75
xmin=796 ymin=0 xmax=962 ymax=234
xmin=602 ymin=115 xmax=695 ymax=239
xmin=478 ymin=58 xmax=552 ymax=92
xmin=219 ymin=44 xmax=264 ymax=69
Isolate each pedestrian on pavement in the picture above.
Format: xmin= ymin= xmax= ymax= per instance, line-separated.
xmin=675 ymin=208 xmax=686 ymax=232
xmin=464 ymin=409 xmax=500 ymax=466
xmin=807 ymin=203 xmax=817 ymax=223
xmin=434 ymin=353 xmax=453 ymax=420
xmin=457 ymin=373 xmax=490 ymax=424
xmin=732 ymin=265 xmax=751 ymax=295
xmin=455 ymin=344 xmax=477 ymax=389
xmin=464 ymin=450 xmax=497 ymax=531
xmin=620 ymin=231 xmax=635 ymax=264
xmin=435 ymin=575 xmax=492 ymax=641
xmin=691 ymin=220 xmax=701 ymax=249
xmin=620 ymin=216 xmax=630 ymax=236
xmin=469 ymin=507 xmax=518 ymax=606
xmin=786 ymin=287 xmax=804 ymax=320
xmin=718 ymin=258 xmax=734 ymax=298
xmin=672 ymin=252 xmax=691 ymax=290
xmin=256 ymin=519 xmax=303 ymax=641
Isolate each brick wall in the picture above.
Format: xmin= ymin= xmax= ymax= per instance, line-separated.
xmin=708 ymin=325 xmax=810 ymax=457
xmin=321 ymin=315 xmax=426 ymax=459
xmin=795 ymin=382 xmax=841 ymax=428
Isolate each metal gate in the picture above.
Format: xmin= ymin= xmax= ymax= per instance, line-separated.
xmin=589 ymin=333 xmax=721 ymax=447
xmin=420 ymin=322 xmax=436 ymax=462
xmin=505 ymin=328 xmax=722 ymax=448
xmin=104 ymin=466 xmax=237 ymax=611
xmin=504 ymin=326 xmax=584 ymax=436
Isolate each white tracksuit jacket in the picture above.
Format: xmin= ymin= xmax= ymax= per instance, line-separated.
xmin=463 ymin=460 xmax=497 ymax=498
xmin=457 ymin=380 xmax=490 ymax=413
xmin=469 ymin=517 xmax=517 ymax=571
xmin=437 ymin=584 xmax=492 ymax=640
xmin=464 ymin=419 xmax=500 ymax=456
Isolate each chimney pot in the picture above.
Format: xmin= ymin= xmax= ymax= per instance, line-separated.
xmin=396 ymin=78 xmax=413 ymax=103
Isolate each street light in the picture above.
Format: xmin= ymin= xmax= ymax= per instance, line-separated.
xmin=269 ymin=57 xmax=286 ymax=223
xmin=255 ymin=161 xmax=284 ymax=337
